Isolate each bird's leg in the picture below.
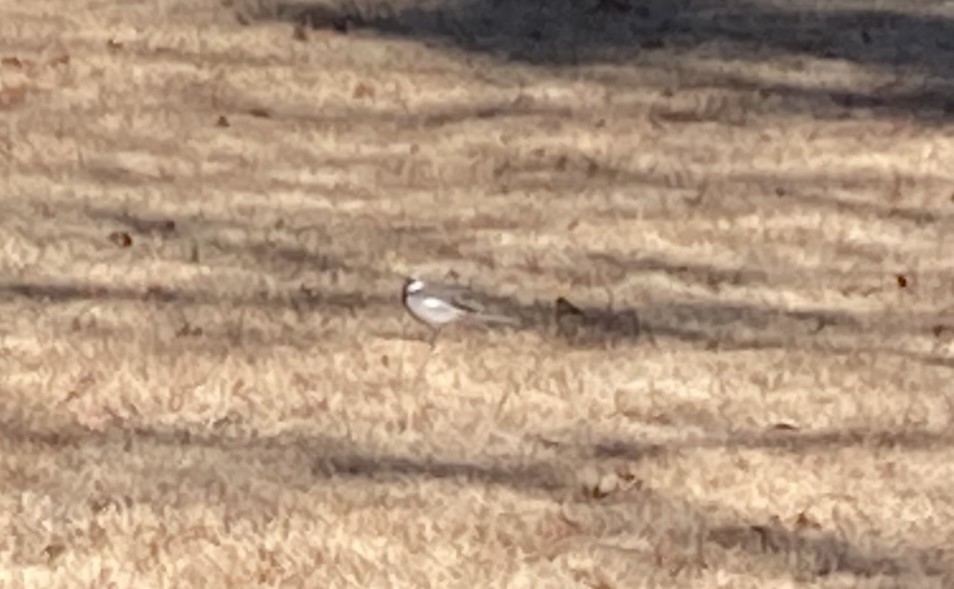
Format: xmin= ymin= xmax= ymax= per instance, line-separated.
xmin=415 ymin=327 xmax=440 ymax=384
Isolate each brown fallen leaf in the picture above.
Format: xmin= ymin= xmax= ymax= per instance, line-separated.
xmin=108 ymin=231 xmax=132 ymax=247
xmin=175 ymin=323 xmax=203 ymax=337
xmin=556 ymin=296 xmax=585 ymax=319
xmin=794 ymin=511 xmax=821 ymax=530
xmin=42 ymin=543 xmax=66 ymax=561
xmin=0 ymin=85 xmax=28 ymax=110
xmin=48 ymin=53 xmax=70 ymax=66
xmin=896 ymin=274 xmax=908 ymax=288
xmin=352 ymin=82 xmax=374 ymax=99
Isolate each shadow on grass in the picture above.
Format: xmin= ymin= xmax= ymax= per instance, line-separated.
xmin=592 ymin=425 xmax=954 ymax=458
xmin=1 ymin=418 xmax=950 ymax=580
xmin=457 ymin=280 xmax=953 ymax=368
xmin=1 ymin=265 xmax=950 ymax=369
xmin=251 ymin=0 xmax=954 ymax=121
xmin=2 ymin=196 xmax=950 ymax=367
xmin=0 ymin=278 xmax=383 ymax=311
xmin=5 ymin=270 xmax=946 ymax=365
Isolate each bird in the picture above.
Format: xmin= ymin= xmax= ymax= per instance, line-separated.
xmin=402 ymin=276 xmax=518 ymax=344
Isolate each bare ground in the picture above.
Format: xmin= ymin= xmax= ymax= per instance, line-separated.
xmin=2 ymin=0 xmax=954 ymax=586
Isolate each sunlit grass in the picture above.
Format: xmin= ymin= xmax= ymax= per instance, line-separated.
xmin=1 ymin=0 xmax=953 ymax=586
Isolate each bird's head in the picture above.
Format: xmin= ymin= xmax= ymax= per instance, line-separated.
xmin=403 ymin=276 xmax=425 ymax=295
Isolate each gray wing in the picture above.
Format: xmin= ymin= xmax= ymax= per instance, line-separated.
xmin=424 ymin=282 xmax=481 ymax=312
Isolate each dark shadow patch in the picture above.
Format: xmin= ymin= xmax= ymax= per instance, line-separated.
xmin=592 ymin=426 xmax=954 ymax=460
xmin=0 ymin=418 xmax=950 ymax=580
xmin=587 ymin=252 xmax=769 ymax=290
xmin=251 ymin=0 xmax=954 ymax=121
xmin=707 ymin=520 xmax=938 ymax=578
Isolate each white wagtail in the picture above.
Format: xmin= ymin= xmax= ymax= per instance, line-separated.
xmin=402 ymin=276 xmax=518 ymax=343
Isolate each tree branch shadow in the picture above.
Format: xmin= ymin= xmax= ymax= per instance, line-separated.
xmin=0 ymin=417 xmax=950 ymax=581
xmin=251 ymin=0 xmax=954 ymax=121
xmin=3 ymin=188 xmax=951 ymax=368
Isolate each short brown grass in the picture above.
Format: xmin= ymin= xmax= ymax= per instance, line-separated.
xmin=2 ymin=0 xmax=954 ymax=586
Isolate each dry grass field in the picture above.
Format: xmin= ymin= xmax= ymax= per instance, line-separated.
xmin=2 ymin=0 xmax=954 ymax=586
